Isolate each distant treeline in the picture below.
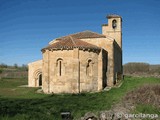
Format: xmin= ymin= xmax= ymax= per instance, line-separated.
xmin=0 ymin=63 xmax=28 ymax=79
xmin=1 ymin=62 xmax=160 ymax=78
xmin=0 ymin=63 xmax=28 ymax=69
xmin=123 ymin=62 xmax=160 ymax=76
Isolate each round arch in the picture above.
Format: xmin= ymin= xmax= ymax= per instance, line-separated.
xmin=85 ymin=58 xmax=94 ymax=63
xmin=33 ymin=69 xmax=42 ymax=87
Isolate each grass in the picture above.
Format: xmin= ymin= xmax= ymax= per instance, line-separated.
xmin=134 ymin=104 xmax=160 ymax=115
xmin=0 ymin=76 xmax=159 ymax=119
xmin=0 ymin=78 xmax=47 ymax=99
xmin=132 ymin=104 xmax=160 ymax=120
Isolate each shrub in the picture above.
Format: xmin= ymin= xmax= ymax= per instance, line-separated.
xmin=0 ymin=63 xmax=7 ymax=68
xmin=0 ymin=69 xmax=2 ymax=74
xmin=124 ymin=84 xmax=160 ymax=108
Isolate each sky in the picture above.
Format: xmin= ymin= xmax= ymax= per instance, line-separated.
xmin=0 ymin=0 xmax=160 ymax=66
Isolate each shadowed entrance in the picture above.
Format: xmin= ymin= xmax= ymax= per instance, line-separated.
xmin=39 ymin=74 xmax=42 ymax=86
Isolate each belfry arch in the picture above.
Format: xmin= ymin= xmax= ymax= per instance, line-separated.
xmin=34 ymin=69 xmax=42 ymax=87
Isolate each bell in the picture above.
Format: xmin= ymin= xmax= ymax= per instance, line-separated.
xmin=112 ymin=20 xmax=117 ymax=29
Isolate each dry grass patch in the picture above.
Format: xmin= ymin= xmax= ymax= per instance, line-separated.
xmin=124 ymin=84 xmax=160 ymax=108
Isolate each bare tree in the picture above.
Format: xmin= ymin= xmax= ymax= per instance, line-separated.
xmin=123 ymin=62 xmax=150 ymax=74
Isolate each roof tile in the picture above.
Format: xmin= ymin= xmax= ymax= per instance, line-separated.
xmin=42 ymin=36 xmax=100 ymax=51
xmin=57 ymin=30 xmax=106 ymax=40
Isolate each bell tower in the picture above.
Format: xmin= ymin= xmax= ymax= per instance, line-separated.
xmin=102 ymin=15 xmax=122 ymax=48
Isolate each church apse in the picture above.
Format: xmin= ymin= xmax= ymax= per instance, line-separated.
xmin=28 ymin=14 xmax=123 ymax=93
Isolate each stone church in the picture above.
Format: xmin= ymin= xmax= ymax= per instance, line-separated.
xmin=28 ymin=15 xmax=123 ymax=94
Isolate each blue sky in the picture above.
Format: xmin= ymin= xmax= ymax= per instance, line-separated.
xmin=0 ymin=0 xmax=160 ymax=66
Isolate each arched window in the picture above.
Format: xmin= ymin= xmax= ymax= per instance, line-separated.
xmin=59 ymin=61 xmax=62 ymax=76
xmin=112 ymin=19 xmax=117 ymax=29
xmin=86 ymin=59 xmax=92 ymax=76
xmin=57 ymin=58 xmax=63 ymax=76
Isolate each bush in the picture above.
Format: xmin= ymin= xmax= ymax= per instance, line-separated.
xmin=14 ymin=64 xmax=18 ymax=69
xmin=0 ymin=63 xmax=7 ymax=68
xmin=124 ymin=84 xmax=160 ymax=108
xmin=0 ymin=69 xmax=2 ymax=74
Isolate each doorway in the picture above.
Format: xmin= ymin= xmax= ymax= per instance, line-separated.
xmin=39 ymin=74 xmax=42 ymax=86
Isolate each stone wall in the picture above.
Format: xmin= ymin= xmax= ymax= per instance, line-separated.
xmin=28 ymin=60 xmax=42 ymax=87
xmin=42 ymin=48 xmax=101 ymax=94
xmin=113 ymin=41 xmax=123 ymax=83
xmin=28 ymin=15 xmax=123 ymax=93
xmin=28 ymin=37 xmax=122 ymax=93
xmin=80 ymin=37 xmax=122 ymax=86
xmin=79 ymin=49 xmax=100 ymax=92
xmin=81 ymin=38 xmax=116 ymax=86
xmin=102 ymin=16 xmax=122 ymax=48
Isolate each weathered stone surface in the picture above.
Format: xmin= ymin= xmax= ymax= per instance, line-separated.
xmin=28 ymin=15 xmax=123 ymax=94
xmin=99 ymin=110 xmax=114 ymax=120
xmin=81 ymin=112 xmax=98 ymax=120
xmin=80 ymin=101 xmax=135 ymax=120
xmin=28 ymin=60 xmax=42 ymax=87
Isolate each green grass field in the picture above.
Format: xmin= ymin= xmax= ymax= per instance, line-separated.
xmin=0 ymin=76 xmax=159 ymax=120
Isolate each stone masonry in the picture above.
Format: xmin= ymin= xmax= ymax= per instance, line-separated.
xmin=28 ymin=15 xmax=123 ymax=94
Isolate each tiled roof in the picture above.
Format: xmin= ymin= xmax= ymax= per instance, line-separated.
xmin=57 ymin=30 xmax=106 ymax=40
xmin=42 ymin=36 xmax=100 ymax=51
